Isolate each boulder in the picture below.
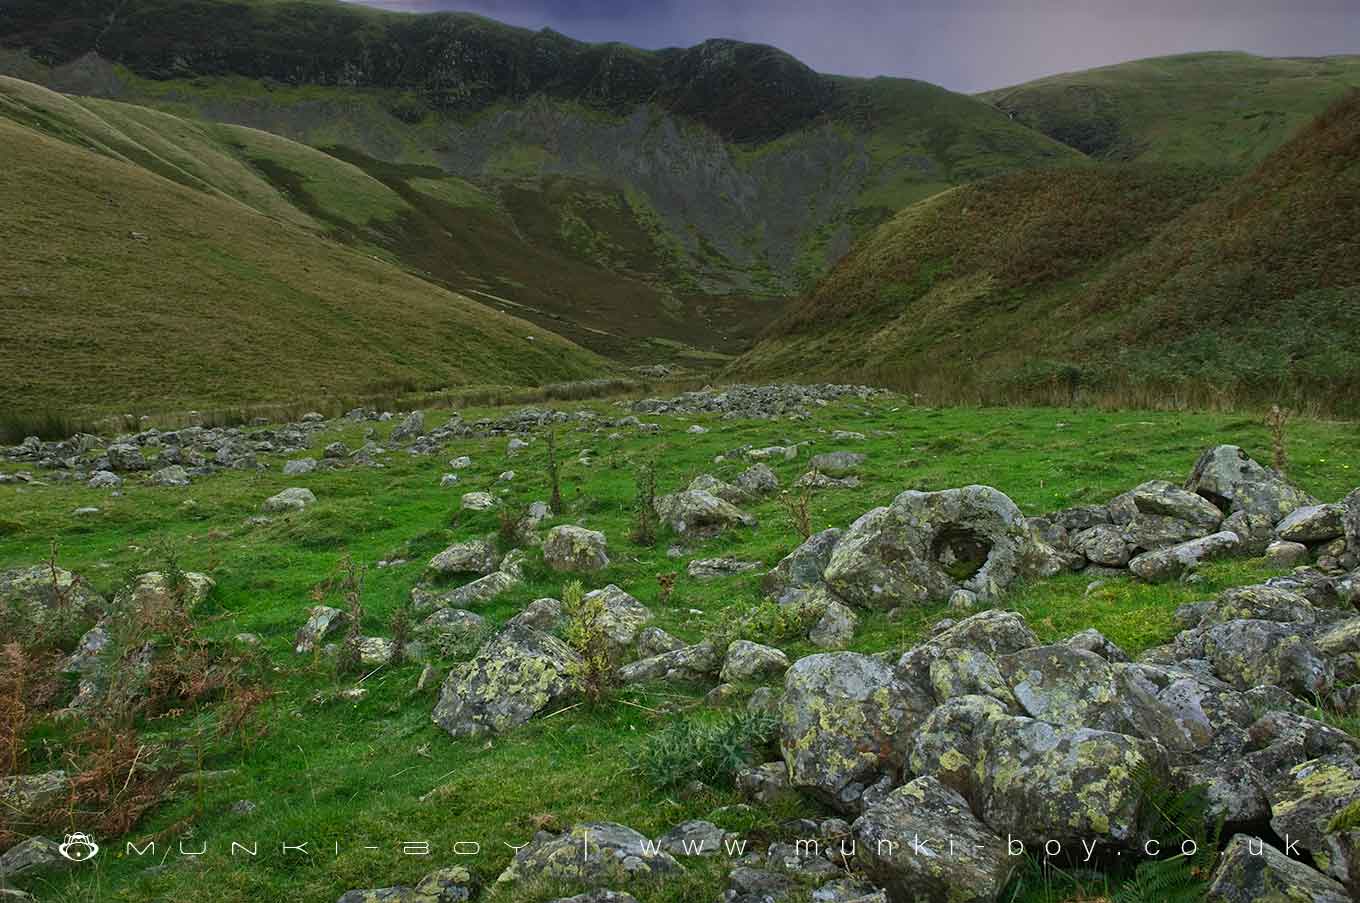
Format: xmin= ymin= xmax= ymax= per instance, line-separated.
xmin=1128 ymin=531 xmax=1242 ymax=582
xmin=581 ymin=585 xmax=653 ymax=655
xmin=1124 ymin=513 xmax=1210 ymax=551
xmin=460 ymin=491 xmax=497 ymax=511
xmin=432 ymin=626 xmax=581 ymax=738
xmin=0 ymin=565 xmax=102 ymax=629
xmin=0 ymin=771 xmax=69 ymax=823
xmin=390 ymin=410 xmax=424 ymax=443
xmin=543 ymin=526 xmax=610 ymax=573
xmin=1070 ymin=524 xmax=1131 ymax=567
xmin=417 ymin=608 xmax=488 ymax=638
xmin=763 ymin=528 xmax=843 ymax=604
xmin=733 ymin=464 xmax=779 ymax=498
xmin=1277 ymin=504 xmax=1346 ymax=544
xmin=780 ymin=653 xmax=914 ymax=810
xmin=823 ymin=486 xmax=1063 ymax=610
xmin=635 ymin=626 xmax=685 ymax=658
xmin=262 ymin=487 xmax=316 ymax=512
xmin=655 ymin=820 xmax=732 ymax=857
xmin=1265 ymin=540 xmax=1311 ymax=568
xmin=1267 ymin=756 xmax=1360 ymax=887
xmin=283 ymin=458 xmax=318 ymax=476
xmin=106 ymin=443 xmax=148 ymax=471
xmin=974 ymin=716 xmax=1155 ymax=845
xmin=1202 ymin=619 xmax=1332 ymax=698
xmin=335 ymin=866 xmax=476 ymax=903
xmin=505 ymin=598 xmax=564 ymax=633
xmin=618 ymin=642 xmax=719 ymax=684
xmin=852 ymin=777 xmax=1014 ymax=903
xmin=414 ymin=552 xmax=525 ymax=611
xmin=427 ymin=540 xmax=498 ymax=577
xmin=1205 ymin=834 xmax=1349 ymax=903
xmin=150 ymin=464 xmax=191 ymax=486
xmin=0 ymin=837 xmax=65 ymax=879
xmin=931 ymin=609 xmax=1039 ymax=657
xmin=687 ymin=558 xmax=762 ymax=581
xmin=1130 ymin=480 xmax=1225 ymax=531
xmin=806 ymin=595 xmax=859 ymax=649
xmin=87 ymin=470 xmax=122 ymax=488
xmin=495 ymin=822 xmax=680 ymax=887
xmin=654 ymin=489 xmax=756 ymax=536
xmin=809 ymin=451 xmax=865 ymax=475
xmin=1185 ymin=445 xmax=1317 ymax=522
xmin=1223 ymin=510 xmax=1278 ymax=555
xmin=1344 ymin=488 xmax=1360 ymax=555
xmin=295 ymin=605 xmax=347 ymax=653
xmin=720 ymin=641 xmax=789 ymax=682
xmin=736 ymin=761 xmax=794 ymax=805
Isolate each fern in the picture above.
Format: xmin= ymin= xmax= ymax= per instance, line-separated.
xmin=1113 ymin=855 xmax=1205 ymax=903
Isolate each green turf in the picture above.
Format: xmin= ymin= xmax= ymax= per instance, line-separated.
xmin=2 ymin=395 xmax=1357 ymax=902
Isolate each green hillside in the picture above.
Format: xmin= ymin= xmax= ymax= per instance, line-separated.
xmin=981 ymin=52 xmax=1360 ymax=166
xmin=734 ymin=91 xmax=1360 ymax=412
xmin=0 ymin=77 xmax=607 ymax=419
xmin=0 ymin=0 xmax=1083 ymax=303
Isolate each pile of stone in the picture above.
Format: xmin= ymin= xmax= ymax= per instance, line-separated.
xmin=630 ymin=384 xmax=882 ymax=420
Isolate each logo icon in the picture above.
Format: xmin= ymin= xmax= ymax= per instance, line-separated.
xmin=58 ymin=833 xmax=99 ymax=862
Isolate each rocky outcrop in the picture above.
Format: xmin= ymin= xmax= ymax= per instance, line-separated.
xmin=1185 ymin=445 xmax=1318 ymax=523
xmin=543 ymin=526 xmax=610 ymax=572
xmin=495 ymin=822 xmax=680 ymax=888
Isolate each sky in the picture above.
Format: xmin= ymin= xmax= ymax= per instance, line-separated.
xmin=349 ymin=0 xmax=1360 ymax=93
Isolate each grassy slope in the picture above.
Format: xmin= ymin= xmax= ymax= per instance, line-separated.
xmin=0 ymin=99 xmax=607 ymax=418
xmin=736 ymin=92 xmax=1360 ymax=409
xmin=981 ymin=52 xmax=1360 ymax=166
xmin=1 ymin=399 xmax=1357 ymax=902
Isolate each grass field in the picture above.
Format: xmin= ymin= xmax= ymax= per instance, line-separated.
xmin=2 ymin=394 xmax=1357 ymax=902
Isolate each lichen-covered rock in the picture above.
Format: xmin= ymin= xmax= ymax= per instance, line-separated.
xmin=88 ymin=470 xmax=122 ymax=488
xmin=0 ymin=771 xmax=69 ymax=823
xmin=736 ymin=761 xmax=793 ymax=804
xmin=581 ymin=585 xmax=652 ymax=656
xmin=1186 ymin=445 xmax=1318 ymax=523
xmin=687 ymin=557 xmax=762 ymax=581
xmin=418 ymin=607 xmax=488 ymax=638
xmin=505 ymin=597 xmax=564 ymax=633
xmin=1205 ymin=834 xmax=1349 ymax=903
xmin=721 ymin=640 xmax=789 ymax=682
xmin=763 ymin=528 xmax=843 ymax=604
xmin=106 ymin=442 xmax=148 ymax=471
xmin=635 ymin=626 xmax=684 ymax=658
xmin=733 ymin=464 xmax=779 ymax=498
xmin=931 ymin=609 xmax=1040 ymax=657
xmin=806 ymin=594 xmax=859 ymax=649
xmin=780 ymin=653 xmax=913 ymax=809
xmin=295 ymin=605 xmax=347 ymax=653
xmin=1130 ymin=480 xmax=1226 ymax=531
xmin=852 ymin=777 xmax=1014 ymax=903
xmin=262 ymin=487 xmax=316 ymax=512
xmin=1203 ymin=619 xmax=1332 ymax=698
xmin=432 ymin=625 xmax=582 ymax=738
xmin=976 ymin=716 xmax=1155 ymax=845
xmin=0 ymin=837 xmax=65 ymax=879
xmin=823 ymin=486 xmax=1064 ymax=610
xmin=283 ymin=457 xmax=317 ymax=476
xmin=1267 ymin=756 xmax=1360 ymax=887
xmin=617 ymin=642 xmax=718 ymax=684
xmin=389 ymin=410 xmax=425 ymax=443
xmin=1070 ymin=524 xmax=1131 ymax=567
xmin=655 ymin=820 xmax=733 ymax=857
xmin=460 ymin=491 xmax=497 ymax=511
xmin=427 ymin=540 xmax=498 ymax=577
xmin=1277 ymin=504 xmax=1347 ymax=544
xmin=335 ymin=865 xmax=475 ymax=903
xmin=1223 ymin=510 xmax=1277 ymax=555
xmin=495 ymin=822 xmax=680 ymax=887
xmin=1065 ymin=628 xmax=1130 ymax=662
xmin=0 ymin=564 xmax=102 ymax=630
xmin=1128 ymin=531 xmax=1243 ymax=582
xmin=809 ymin=451 xmax=865 ymax=475
xmin=909 ymin=695 xmax=1012 ymax=795
xmin=925 ymin=646 xmax=1015 ymax=709
xmin=1343 ymin=488 xmax=1360 ymax=556
xmin=543 ymin=526 xmax=610 ymax=573
xmin=654 ymin=489 xmax=756 ymax=536
xmin=1265 ymin=540 xmax=1312 ymax=568
xmin=150 ymin=464 xmax=191 ymax=486
xmin=414 ymin=551 xmax=525 ymax=611
xmin=1124 ymin=512 xmax=1210 ymax=551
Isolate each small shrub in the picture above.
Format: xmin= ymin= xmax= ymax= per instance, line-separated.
xmin=656 ymin=572 xmax=677 ymax=605
xmin=545 ymin=430 xmax=564 ymax=515
xmin=632 ymin=710 xmax=778 ymax=790
xmin=497 ymin=502 xmax=528 ymax=551
xmin=562 ymin=581 xmax=614 ymax=704
xmin=1265 ymin=404 xmax=1290 ymax=474
xmin=389 ymin=601 xmax=413 ymax=667
xmin=630 ymin=461 xmax=659 ymax=546
xmin=779 ymin=480 xmax=815 ymax=540
xmin=332 ymin=554 xmax=367 ymax=679
xmin=711 ymin=601 xmax=818 ymax=655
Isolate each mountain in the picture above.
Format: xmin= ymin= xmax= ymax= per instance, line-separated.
xmin=0 ymin=76 xmax=605 ymax=419
xmin=980 ymin=52 xmax=1360 ymax=166
xmin=0 ymin=0 xmax=1083 ymax=331
xmin=734 ymin=90 xmax=1360 ymax=412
